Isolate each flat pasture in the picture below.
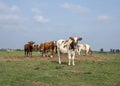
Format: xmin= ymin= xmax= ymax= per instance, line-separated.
xmin=0 ymin=51 xmax=120 ymax=86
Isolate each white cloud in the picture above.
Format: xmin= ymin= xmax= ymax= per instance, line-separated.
xmin=33 ymin=15 xmax=50 ymax=23
xmin=0 ymin=3 xmax=20 ymax=14
xmin=0 ymin=3 xmax=23 ymax=21
xmin=97 ymin=16 xmax=112 ymax=22
xmin=0 ymin=3 xmax=27 ymax=31
xmin=32 ymin=8 xmax=42 ymax=14
xmin=0 ymin=14 xmax=21 ymax=20
xmin=60 ymin=3 xmax=90 ymax=14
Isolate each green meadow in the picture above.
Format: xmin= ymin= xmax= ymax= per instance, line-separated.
xmin=0 ymin=51 xmax=120 ymax=86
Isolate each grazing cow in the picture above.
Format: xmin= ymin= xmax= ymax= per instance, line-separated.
xmin=77 ymin=44 xmax=93 ymax=55
xmin=57 ymin=37 xmax=82 ymax=66
xmin=24 ymin=41 xmax=35 ymax=56
xmin=34 ymin=41 xmax=57 ymax=57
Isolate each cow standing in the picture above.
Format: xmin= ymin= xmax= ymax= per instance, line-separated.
xmin=57 ymin=37 xmax=82 ymax=66
xmin=42 ymin=41 xmax=56 ymax=57
xmin=24 ymin=41 xmax=35 ymax=56
xmin=33 ymin=41 xmax=57 ymax=57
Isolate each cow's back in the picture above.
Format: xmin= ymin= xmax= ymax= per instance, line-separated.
xmin=57 ymin=40 xmax=68 ymax=53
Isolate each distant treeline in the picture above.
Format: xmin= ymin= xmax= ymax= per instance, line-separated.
xmin=0 ymin=48 xmax=120 ymax=54
xmin=0 ymin=48 xmax=23 ymax=51
xmin=99 ymin=48 xmax=120 ymax=54
xmin=110 ymin=49 xmax=120 ymax=53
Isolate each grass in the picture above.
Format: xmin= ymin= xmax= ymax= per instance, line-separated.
xmin=0 ymin=51 xmax=120 ymax=86
xmin=0 ymin=51 xmax=39 ymax=57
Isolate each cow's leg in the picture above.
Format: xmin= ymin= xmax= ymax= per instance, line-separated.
xmin=72 ymin=52 xmax=75 ymax=66
xmin=78 ymin=49 xmax=81 ymax=55
xmin=86 ymin=50 xmax=89 ymax=55
xmin=27 ymin=51 xmax=29 ymax=56
xmin=57 ymin=48 xmax=61 ymax=64
xmin=24 ymin=51 xmax=26 ymax=56
xmin=50 ymin=49 xmax=53 ymax=58
xmin=41 ymin=50 xmax=44 ymax=57
xmin=68 ymin=53 xmax=71 ymax=66
xmin=30 ymin=51 xmax=32 ymax=57
xmin=43 ymin=49 xmax=46 ymax=57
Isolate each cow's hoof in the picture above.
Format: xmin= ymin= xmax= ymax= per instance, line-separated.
xmin=59 ymin=61 xmax=61 ymax=64
xmin=72 ymin=64 xmax=75 ymax=66
xmin=68 ymin=63 xmax=71 ymax=66
xmin=50 ymin=55 xmax=53 ymax=58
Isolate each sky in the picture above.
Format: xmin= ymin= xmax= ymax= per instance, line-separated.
xmin=0 ymin=0 xmax=120 ymax=51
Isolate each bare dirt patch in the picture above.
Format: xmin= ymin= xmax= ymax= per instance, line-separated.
xmin=0 ymin=54 xmax=108 ymax=62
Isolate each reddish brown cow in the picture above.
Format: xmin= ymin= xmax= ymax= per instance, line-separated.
xmin=34 ymin=41 xmax=57 ymax=57
xmin=43 ymin=41 xmax=57 ymax=57
xmin=34 ymin=44 xmax=39 ymax=51
xmin=24 ymin=41 xmax=35 ymax=56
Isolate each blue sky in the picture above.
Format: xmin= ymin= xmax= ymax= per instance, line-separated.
xmin=0 ymin=0 xmax=120 ymax=51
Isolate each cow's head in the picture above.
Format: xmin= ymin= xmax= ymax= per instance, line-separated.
xmin=34 ymin=44 xmax=39 ymax=50
xmin=28 ymin=41 xmax=35 ymax=45
xmin=69 ymin=37 xmax=82 ymax=50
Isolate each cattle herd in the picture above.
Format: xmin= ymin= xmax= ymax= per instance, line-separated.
xmin=24 ymin=36 xmax=92 ymax=66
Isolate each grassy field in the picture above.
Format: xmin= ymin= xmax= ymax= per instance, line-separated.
xmin=0 ymin=51 xmax=120 ymax=86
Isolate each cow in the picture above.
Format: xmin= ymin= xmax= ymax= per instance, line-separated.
xmin=42 ymin=41 xmax=57 ymax=57
xmin=33 ymin=44 xmax=39 ymax=51
xmin=77 ymin=44 xmax=93 ymax=55
xmin=57 ymin=37 xmax=82 ymax=66
xmin=24 ymin=41 xmax=35 ymax=56
xmin=34 ymin=41 xmax=57 ymax=57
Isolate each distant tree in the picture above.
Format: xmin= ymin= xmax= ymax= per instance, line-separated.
xmin=113 ymin=49 xmax=115 ymax=54
xmin=0 ymin=48 xmax=7 ymax=51
xmin=100 ymin=48 xmax=104 ymax=52
xmin=110 ymin=49 xmax=112 ymax=53
xmin=110 ymin=49 xmax=114 ymax=53
xmin=116 ymin=49 xmax=120 ymax=53
xmin=16 ymin=49 xmax=23 ymax=51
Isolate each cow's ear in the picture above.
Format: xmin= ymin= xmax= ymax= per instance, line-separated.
xmin=78 ymin=37 xmax=82 ymax=41
xmin=69 ymin=37 xmax=74 ymax=40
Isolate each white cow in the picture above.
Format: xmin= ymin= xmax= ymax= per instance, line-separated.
xmin=57 ymin=37 xmax=82 ymax=66
xmin=77 ymin=44 xmax=92 ymax=55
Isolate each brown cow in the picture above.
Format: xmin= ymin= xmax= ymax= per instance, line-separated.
xmin=34 ymin=41 xmax=57 ymax=57
xmin=24 ymin=41 xmax=35 ymax=56
xmin=43 ymin=41 xmax=56 ymax=57
xmin=33 ymin=43 xmax=44 ymax=56
xmin=34 ymin=44 xmax=39 ymax=51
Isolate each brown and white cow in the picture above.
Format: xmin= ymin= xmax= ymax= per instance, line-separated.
xmin=57 ymin=37 xmax=82 ymax=66
xmin=77 ymin=44 xmax=93 ymax=55
xmin=24 ymin=41 xmax=35 ymax=56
